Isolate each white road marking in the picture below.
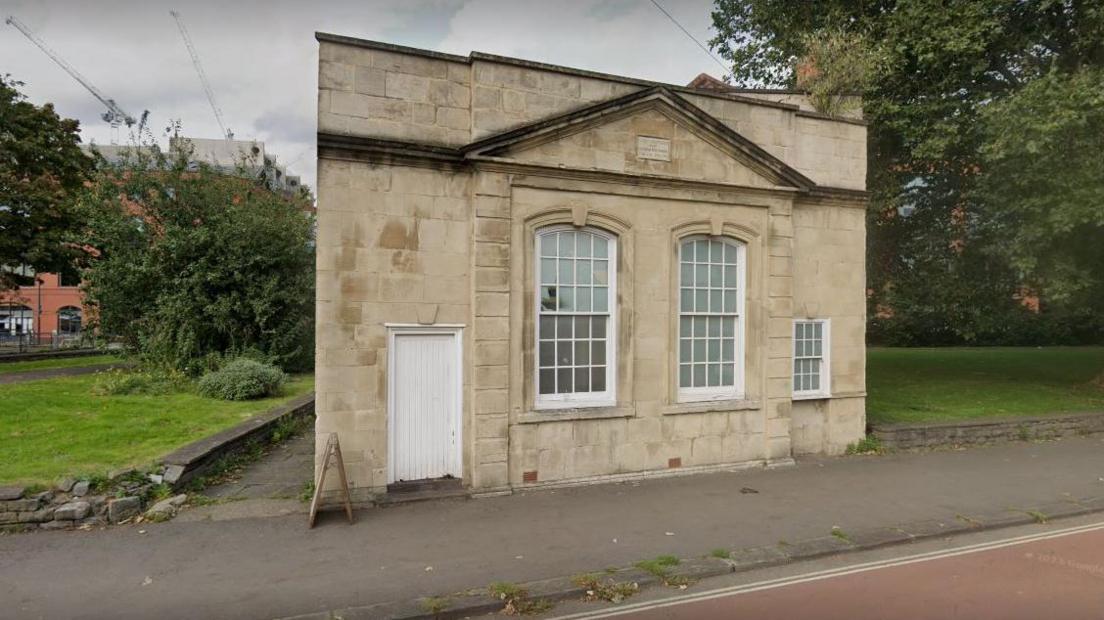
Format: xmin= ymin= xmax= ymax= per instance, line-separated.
xmin=550 ymin=520 xmax=1104 ymax=619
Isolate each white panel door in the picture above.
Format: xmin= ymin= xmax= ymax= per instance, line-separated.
xmin=388 ymin=329 xmax=462 ymax=483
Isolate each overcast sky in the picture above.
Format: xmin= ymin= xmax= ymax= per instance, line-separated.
xmin=2 ymin=0 xmax=726 ymax=190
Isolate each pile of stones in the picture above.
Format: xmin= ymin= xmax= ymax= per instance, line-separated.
xmin=0 ymin=472 xmax=187 ymax=533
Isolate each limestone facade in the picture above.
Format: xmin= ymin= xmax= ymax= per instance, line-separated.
xmin=314 ymin=34 xmax=868 ymax=500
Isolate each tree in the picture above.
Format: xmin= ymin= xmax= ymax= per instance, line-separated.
xmin=0 ymin=75 xmax=93 ymax=289
xmin=77 ymin=146 xmax=315 ymax=372
xmin=710 ymin=0 xmax=1104 ymax=344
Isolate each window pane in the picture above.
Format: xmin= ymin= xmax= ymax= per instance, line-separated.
xmin=539 ymin=369 xmax=556 ymax=394
xmin=557 ymin=341 xmax=574 ymax=366
xmin=693 ymin=339 xmax=706 ymax=362
xmin=593 ymin=260 xmax=609 ymax=284
xmin=693 ymin=364 xmax=706 ymax=387
xmin=721 ymin=363 xmax=734 ymax=386
xmin=558 ymin=286 xmax=575 ymax=311
xmin=680 ymin=263 xmax=693 ymax=287
xmin=708 ymin=317 xmax=721 ymax=337
xmin=693 ymin=317 xmax=706 ymax=337
xmin=679 ymin=339 xmax=692 ymax=363
xmin=559 ymin=232 xmax=575 ymax=257
xmin=710 ymin=240 xmax=723 ymax=262
xmin=679 ymin=316 xmax=692 ymax=338
xmin=576 ymin=286 xmax=592 ymax=312
xmin=680 ymin=288 xmax=694 ymax=312
xmin=592 ymin=318 xmax=606 ymax=339
xmin=577 ymin=234 xmax=591 ymax=258
xmin=592 ymin=340 xmax=606 ymax=364
xmin=574 ymin=316 xmax=590 ymax=338
xmin=709 ymin=264 xmax=722 ymax=287
xmin=557 ymin=368 xmax=573 ymax=393
xmin=721 ymin=338 xmax=734 ymax=362
xmin=574 ymin=341 xmax=590 ymax=365
xmin=541 ymin=286 xmax=557 ymax=310
xmin=540 ymin=316 xmax=555 ymax=339
xmin=724 ymin=265 xmax=737 ymax=287
xmin=695 ymin=289 xmax=708 ymax=312
xmin=574 ymin=367 xmax=590 ymax=392
xmin=814 ymin=337 xmax=822 ymax=356
xmin=679 ymin=364 xmax=692 ymax=388
xmin=694 ymin=240 xmax=708 ymax=261
xmin=593 ymin=237 xmax=608 ymax=258
xmin=541 ymin=258 xmax=556 ymax=284
xmin=695 ymin=264 xmax=708 ymax=287
xmin=577 ymin=260 xmax=592 ymax=285
xmin=541 ymin=233 xmax=557 ymax=257
xmin=709 ymin=288 xmax=722 ymax=312
xmin=592 ymin=367 xmax=606 ymax=391
xmin=593 ymin=287 xmax=609 ymax=312
xmin=723 ymin=242 xmax=736 ymax=264
xmin=558 ymin=259 xmax=574 ymax=284
xmin=557 ymin=316 xmax=573 ymax=338
xmin=539 ymin=342 xmax=555 ymax=366
xmin=707 ymin=338 xmax=720 ymax=362
xmin=723 ymin=291 xmax=736 ymax=313
xmin=707 ymin=363 xmax=720 ymax=386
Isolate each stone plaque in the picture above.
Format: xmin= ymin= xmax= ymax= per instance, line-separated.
xmin=636 ymin=136 xmax=671 ymax=161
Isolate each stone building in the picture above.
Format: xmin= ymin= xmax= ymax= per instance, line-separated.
xmin=314 ymin=33 xmax=867 ymax=501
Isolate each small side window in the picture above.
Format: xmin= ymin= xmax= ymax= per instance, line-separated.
xmin=793 ymin=319 xmax=830 ymax=399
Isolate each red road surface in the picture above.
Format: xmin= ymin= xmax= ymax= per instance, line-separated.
xmin=593 ymin=525 xmax=1104 ymax=620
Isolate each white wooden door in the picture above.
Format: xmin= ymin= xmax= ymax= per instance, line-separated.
xmin=388 ymin=328 xmax=462 ymax=483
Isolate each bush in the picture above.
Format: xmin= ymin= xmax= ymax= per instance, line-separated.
xmin=91 ymin=368 xmax=190 ymax=396
xmin=197 ymin=358 xmax=286 ymax=401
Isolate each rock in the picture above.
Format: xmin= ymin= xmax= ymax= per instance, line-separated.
xmin=39 ymin=520 xmax=72 ymax=531
xmin=0 ymin=486 xmax=24 ymax=501
xmin=17 ymin=508 xmax=54 ymax=523
xmin=56 ymin=478 xmax=76 ymax=493
xmin=54 ymin=501 xmax=91 ymax=521
xmin=145 ymin=494 xmax=187 ymax=520
xmin=148 ymin=473 xmax=164 ymax=484
xmin=108 ymin=497 xmax=142 ymax=524
xmin=0 ymin=513 xmax=19 ymax=525
xmin=1 ymin=498 xmax=43 ymax=512
xmin=71 ymin=481 xmax=91 ymax=497
xmin=162 ymin=464 xmax=186 ymax=485
xmin=32 ymin=490 xmax=55 ymax=504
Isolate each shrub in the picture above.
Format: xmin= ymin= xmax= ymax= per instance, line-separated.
xmin=91 ymin=368 xmax=190 ymax=396
xmin=197 ymin=358 xmax=286 ymax=401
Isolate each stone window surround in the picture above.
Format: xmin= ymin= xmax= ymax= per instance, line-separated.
xmin=519 ymin=208 xmax=634 ymax=423
xmin=792 ymin=317 xmax=832 ymax=400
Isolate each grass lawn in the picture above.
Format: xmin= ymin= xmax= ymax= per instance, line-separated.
xmin=0 ymin=373 xmax=314 ymax=486
xmin=0 ymin=354 xmax=121 ymax=375
xmin=867 ymin=347 xmax=1104 ymax=425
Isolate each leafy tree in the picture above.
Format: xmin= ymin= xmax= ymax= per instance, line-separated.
xmin=710 ymin=1 xmax=1104 ymax=344
xmin=77 ymin=145 xmax=315 ymax=372
xmin=0 ymin=75 xmax=93 ymax=289
xmin=975 ymin=68 xmax=1104 ymax=308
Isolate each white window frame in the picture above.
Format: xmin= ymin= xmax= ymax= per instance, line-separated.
xmin=533 ymin=225 xmax=618 ymax=410
xmin=792 ymin=318 xmax=831 ymax=400
xmin=677 ymin=236 xmax=747 ymax=403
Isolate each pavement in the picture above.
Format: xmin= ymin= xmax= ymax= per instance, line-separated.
xmin=2 ymin=435 xmax=1104 ymax=620
xmin=0 ymin=362 xmax=129 ymax=385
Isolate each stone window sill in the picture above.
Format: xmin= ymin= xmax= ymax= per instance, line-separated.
xmin=517 ymin=406 xmax=636 ymax=424
xmin=661 ymin=399 xmax=761 ymax=416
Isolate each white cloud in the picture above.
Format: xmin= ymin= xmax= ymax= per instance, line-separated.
xmin=2 ymin=0 xmax=725 ymax=190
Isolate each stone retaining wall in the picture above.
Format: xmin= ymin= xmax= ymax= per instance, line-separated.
xmin=871 ymin=411 xmax=1104 ymax=450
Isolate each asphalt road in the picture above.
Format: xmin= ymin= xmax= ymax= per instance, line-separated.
xmin=550 ymin=519 xmax=1104 ymax=620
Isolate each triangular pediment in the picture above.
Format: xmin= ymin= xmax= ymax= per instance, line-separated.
xmin=462 ymin=87 xmax=815 ymax=190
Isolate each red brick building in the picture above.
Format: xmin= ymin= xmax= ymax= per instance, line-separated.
xmin=0 ymin=272 xmax=85 ymax=343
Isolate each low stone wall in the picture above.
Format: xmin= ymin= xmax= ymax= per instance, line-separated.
xmin=872 ymin=411 xmax=1104 ymax=450
xmin=161 ymin=392 xmax=315 ymax=489
xmin=0 ymin=477 xmax=149 ymax=532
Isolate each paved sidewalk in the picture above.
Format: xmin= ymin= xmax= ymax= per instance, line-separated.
xmin=2 ymin=436 xmax=1104 ymax=620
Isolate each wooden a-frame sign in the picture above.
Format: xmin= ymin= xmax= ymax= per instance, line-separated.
xmin=308 ymin=432 xmax=354 ymax=528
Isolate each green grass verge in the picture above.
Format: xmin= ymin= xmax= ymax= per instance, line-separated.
xmin=0 ymin=373 xmax=314 ymax=486
xmin=867 ymin=347 xmax=1104 ymax=425
xmin=0 ymin=354 xmax=121 ymax=375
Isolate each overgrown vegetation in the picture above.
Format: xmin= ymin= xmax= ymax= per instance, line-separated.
xmin=91 ymin=367 xmax=191 ymax=396
xmin=710 ymin=548 xmax=731 ymax=559
xmin=488 ymin=582 xmax=552 ymax=615
xmin=197 ymin=358 xmax=287 ymax=401
xmin=76 ymin=140 xmax=315 ymax=374
xmin=845 ymin=435 xmax=884 ymax=455
xmin=572 ymin=573 xmax=640 ymax=604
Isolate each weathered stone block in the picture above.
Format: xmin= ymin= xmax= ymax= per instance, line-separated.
xmin=108 ymin=497 xmax=142 ymax=524
xmin=54 ymin=501 xmax=91 ymax=521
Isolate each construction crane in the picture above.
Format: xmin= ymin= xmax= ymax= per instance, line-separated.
xmin=170 ymin=9 xmax=232 ymax=140
xmin=5 ymin=15 xmax=138 ymax=142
